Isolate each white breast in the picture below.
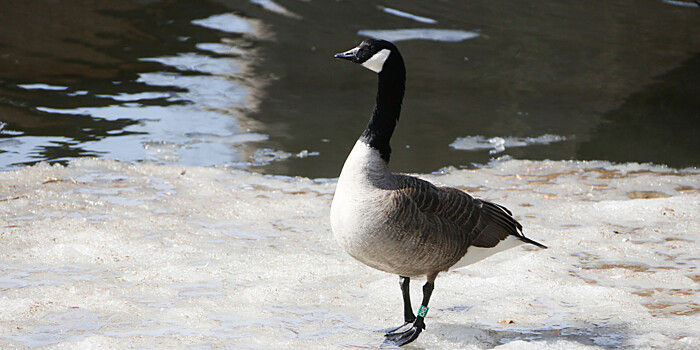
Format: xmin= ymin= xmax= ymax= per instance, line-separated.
xmin=330 ymin=140 xmax=394 ymax=256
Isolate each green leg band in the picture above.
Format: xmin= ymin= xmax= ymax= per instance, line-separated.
xmin=417 ymin=305 xmax=429 ymax=317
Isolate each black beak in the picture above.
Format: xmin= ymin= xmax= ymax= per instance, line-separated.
xmin=334 ymin=47 xmax=359 ymax=61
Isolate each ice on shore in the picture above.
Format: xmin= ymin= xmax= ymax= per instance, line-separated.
xmin=450 ymin=134 xmax=567 ymax=154
xmin=0 ymin=159 xmax=698 ymax=349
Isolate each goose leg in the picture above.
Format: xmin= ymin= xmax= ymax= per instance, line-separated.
xmin=384 ymin=275 xmax=436 ymax=346
xmin=384 ymin=276 xmax=415 ymax=334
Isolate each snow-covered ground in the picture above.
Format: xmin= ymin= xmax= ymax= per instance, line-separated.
xmin=0 ymin=159 xmax=698 ymax=349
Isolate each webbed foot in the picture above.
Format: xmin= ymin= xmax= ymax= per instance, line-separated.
xmin=381 ymin=321 xmax=412 ymax=335
xmin=383 ymin=317 xmax=425 ymax=346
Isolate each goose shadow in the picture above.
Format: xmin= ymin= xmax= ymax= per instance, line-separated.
xmin=375 ymin=322 xmax=628 ymax=349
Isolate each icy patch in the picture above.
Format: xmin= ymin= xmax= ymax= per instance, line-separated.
xmin=7 ymin=310 xmax=108 ymax=347
xmin=142 ymin=141 xmax=181 ymax=162
xmin=450 ymin=134 xmax=567 ymax=154
xmin=188 ymin=220 xmax=264 ymax=240
xmin=249 ymin=148 xmax=319 ymax=166
xmin=185 ymin=132 xmax=268 ymax=144
xmin=192 ymin=13 xmax=253 ymax=34
xmin=16 ymin=83 xmax=68 ymax=91
xmin=0 ymin=265 xmax=104 ymax=292
xmin=0 ymin=159 xmax=698 ymax=348
xmin=379 ymin=6 xmax=437 ymax=24
xmin=358 ymin=29 xmax=479 ymax=42
xmin=174 ymin=282 xmax=224 ymax=299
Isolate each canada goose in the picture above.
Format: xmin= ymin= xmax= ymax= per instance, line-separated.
xmin=329 ymin=39 xmax=547 ymax=346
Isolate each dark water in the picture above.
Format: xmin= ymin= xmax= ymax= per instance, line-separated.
xmin=1 ymin=0 xmax=698 ymax=178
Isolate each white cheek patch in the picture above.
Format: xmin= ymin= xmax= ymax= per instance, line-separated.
xmin=361 ymin=49 xmax=391 ymax=73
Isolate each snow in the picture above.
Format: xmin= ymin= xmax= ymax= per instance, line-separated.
xmin=1 ymin=158 xmax=698 ymax=349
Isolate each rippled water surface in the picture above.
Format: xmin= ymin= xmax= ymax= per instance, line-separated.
xmin=0 ymin=0 xmax=699 ymax=178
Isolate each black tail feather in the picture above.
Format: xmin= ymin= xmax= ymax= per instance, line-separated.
xmin=482 ymin=200 xmax=547 ymax=249
xmin=516 ymin=235 xmax=548 ymax=249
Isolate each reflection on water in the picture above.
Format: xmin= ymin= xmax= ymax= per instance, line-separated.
xmin=0 ymin=0 xmax=699 ymax=177
xmin=0 ymin=0 xmax=266 ymax=168
xmin=358 ymin=29 xmax=480 ymax=42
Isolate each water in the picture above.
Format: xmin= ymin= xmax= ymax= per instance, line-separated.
xmin=0 ymin=0 xmax=699 ymax=178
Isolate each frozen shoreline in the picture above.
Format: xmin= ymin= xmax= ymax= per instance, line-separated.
xmin=1 ymin=159 xmax=698 ymax=349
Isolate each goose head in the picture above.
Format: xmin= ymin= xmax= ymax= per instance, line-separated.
xmin=334 ymin=38 xmax=406 ymax=163
xmin=334 ymin=38 xmax=399 ymax=74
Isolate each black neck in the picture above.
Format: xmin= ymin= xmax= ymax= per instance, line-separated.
xmin=360 ymin=52 xmax=406 ymax=162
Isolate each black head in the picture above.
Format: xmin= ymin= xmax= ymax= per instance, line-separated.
xmin=334 ymin=39 xmax=400 ymax=73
